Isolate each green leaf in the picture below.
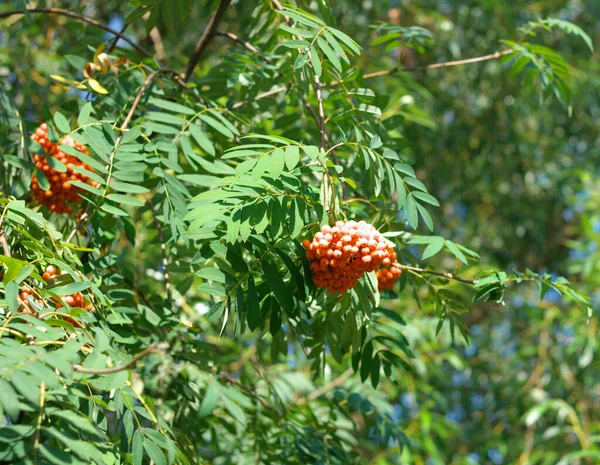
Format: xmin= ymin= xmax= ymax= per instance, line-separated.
xmin=247 ymin=277 xmax=261 ymax=331
xmin=148 ymin=97 xmax=196 ymax=115
xmin=132 ymin=430 xmax=143 ymax=465
xmin=106 ymin=193 xmax=145 ymax=207
xmin=77 ymin=102 xmax=93 ymax=126
xmin=101 ymin=204 xmax=129 ymax=217
xmin=446 ymin=241 xmax=468 ymax=265
xmin=405 ymin=196 xmax=418 ymax=229
xmin=317 ymin=36 xmax=342 ymax=72
xmin=310 ymin=47 xmax=322 ymax=77
xmin=199 ymin=381 xmax=220 ymax=418
xmin=269 ymin=148 xmax=286 ymax=179
xmin=109 ymin=181 xmax=150 ymax=194
xmin=6 ymin=281 xmax=18 ymax=312
xmin=198 ymin=114 xmax=234 ymax=139
xmin=143 ymin=440 xmax=166 ymax=465
xmin=421 ymin=239 xmax=444 ymax=260
xmin=262 ymin=261 xmax=294 ymax=314
xmin=50 ymin=281 xmax=91 ymax=296
xmin=284 ymin=146 xmax=300 ymax=170
xmin=189 ymin=124 xmax=215 ymax=156
xmin=35 ymin=167 xmax=50 ymax=191
xmin=53 ymin=112 xmax=71 ymax=133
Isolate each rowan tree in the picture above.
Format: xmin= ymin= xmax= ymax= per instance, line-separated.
xmin=0 ymin=1 xmax=597 ymax=464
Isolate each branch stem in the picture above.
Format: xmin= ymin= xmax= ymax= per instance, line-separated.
xmin=0 ymin=8 xmax=152 ymax=58
xmin=182 ymin=0 xmax=232 ymax=82
xmin=73 ymin=343 xmax=169 ymax=374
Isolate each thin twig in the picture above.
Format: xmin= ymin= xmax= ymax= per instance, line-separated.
xmin=232 ymin=86 xmax=287 ymax=109
xmin=67 ymin=68 xmax=170 ymax=239
xmin=146 ymin=197 xmax=172 ymax=304
xmin=215 ymin=31 xmax=265 ymax=58
xmin=219 ymin=371 xmax=281 ymax=414
xmin=107 ymin=22 xmax=130 ymax=54
xmin=32 ymin=381 xmax=45 ymax=464
xmin=232 ymin=47 xmax=514 ymax=106
xmin=73 ymin=342 xmax=169 ymax=374
xmin=297 ymin=367 xmax=354 ymax=405
xmin=0 ymin=232 xmax=10 ymax=257
xmin=396 ymin=263 xmax=478 ymax=285
xmin=313 ymin=74 xmax=333 ymax=214
xmin=65 ymin=212 xmax=88 ymax=243
xmin=0 ymin=8 xmax=152 ymax=58
xmin=182 ymin=0 xmax=232 ymax=82
xmin=337 ymin=49 xmax=514 ymax=85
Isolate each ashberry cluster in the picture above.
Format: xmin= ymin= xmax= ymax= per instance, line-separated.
xmin=302 ymin=220 xmax=397 ymax=295
xmin=19 ymin=265 xmax=93 ymax=313
xmin=30 ymin=123 xmax=99 ymax=214
xmin=375 ymin=245 xmax=402 ymax=291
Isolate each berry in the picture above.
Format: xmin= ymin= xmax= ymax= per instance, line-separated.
xmin=302 ymin=221 xmax=393 ymax=295
xmin=376 ymin=244 xmax=402 ymax=291
xmin=30 ymin=123 xmax=100 ymax=214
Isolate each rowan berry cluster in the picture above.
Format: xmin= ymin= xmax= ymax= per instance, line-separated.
xmin=30 ymin=123 xmax=99 ymax=214
xmin=376 ymin=245 xmax=403 ymax=291
xmin=302 ymin=220 xmax=402 ymax=295
xmin=20 ymin=265 xmax=93 ymax=313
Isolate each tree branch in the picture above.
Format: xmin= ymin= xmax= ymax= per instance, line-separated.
xmin=0 ymin=8 xmax=152 ymax=58
xmin=182 ymin=0 xmax=232 ymax=82
xmin=0 ymin=231 xmax=10 ymax=257
xmin=73 ymin=343 xmax=169 ymax=374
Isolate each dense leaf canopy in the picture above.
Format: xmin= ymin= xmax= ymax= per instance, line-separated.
xmin=0 ymin=1 xmax=598 ymax=464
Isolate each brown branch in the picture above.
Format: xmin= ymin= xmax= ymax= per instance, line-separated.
xmin=65 ymin=212 xmax=88 ymax=243
xmin=107 ymin=22 xmax=130 ymax=54
xmin=182 ymin=0 xmax=232 ymax=82
xmin=0 ymin=231 xmax=10 ymax=257
xmin=0 ymin=8 xmax=152 ymax=58
xmin=146 ymin=197 xmax=172 ymax=304
xmin=73 ymin=342 xmax=169 ymax=374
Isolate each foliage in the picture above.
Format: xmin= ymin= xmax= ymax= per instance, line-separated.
xmin=0 ymin=0 xmax=598 ymax=464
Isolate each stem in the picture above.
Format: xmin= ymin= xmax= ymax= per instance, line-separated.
xmin=341 ymin=49 xmax=514 ymax=85
xmin=396 ymin=263 xmax=479 ymax=285
xmin=219 ymin=371 xmax=281 ymax=415
xmin=182 ymin=0 xmax=232 ymax=82
xmin=0 ymin=8 xmax=152 ymax=58
xmin=73 ymin=342 xmax=169 ymax=374
xmin=297 ymin=367 xmax=354 ymax=405
xmin=146 ymin=197 xmax=172 ymax=304
xmin=107 ymin=22 xmax=130 ymax=54
xmin=32 ymin=382 xmax=45 ymax=464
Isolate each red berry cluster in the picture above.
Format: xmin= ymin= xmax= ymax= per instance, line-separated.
xmin=20 ymin=265 xmax=93 ymax=314
xmin=302 ymin=220 xmax=397 ymax=295
xmin=30 ymin=123 xmax=99 ymax=214
xmin=376 ymin=245 xmax=402 ymax=291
